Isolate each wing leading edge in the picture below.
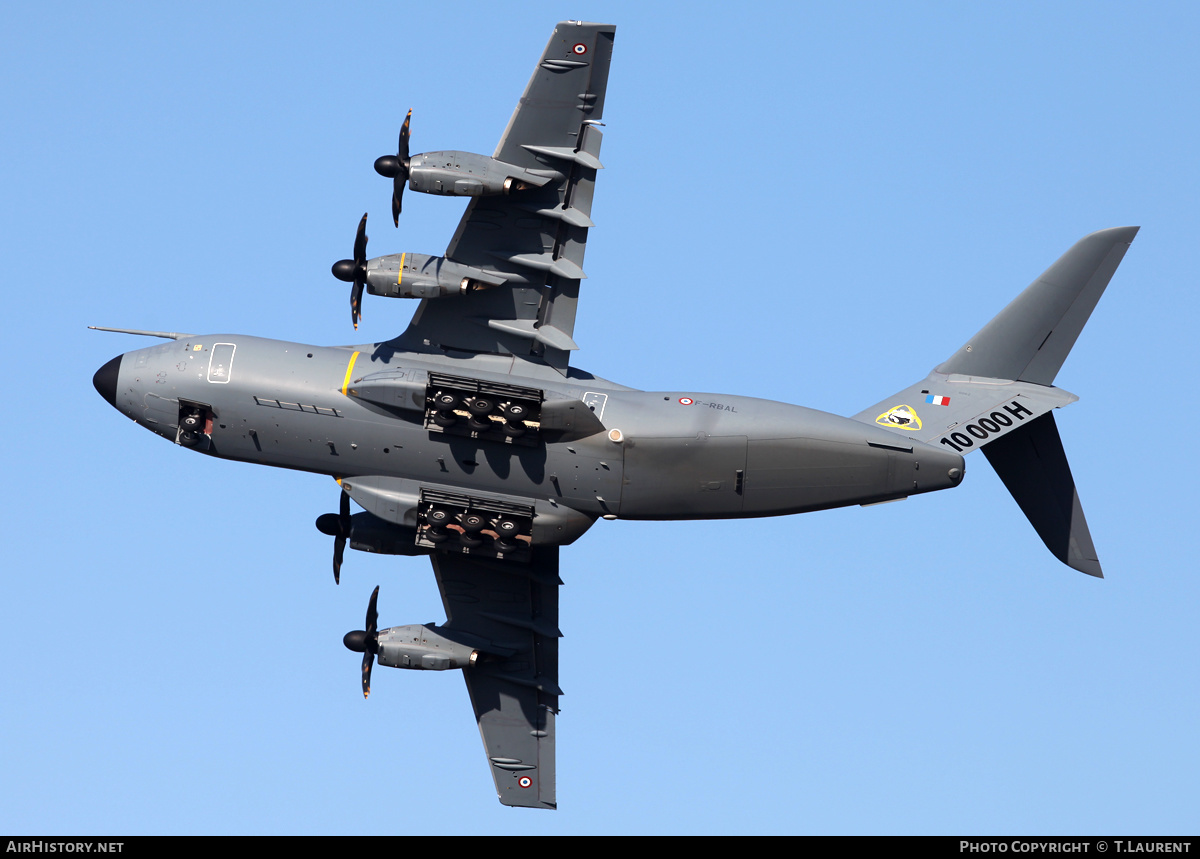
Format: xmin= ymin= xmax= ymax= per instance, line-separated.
xmin=397 ymin=22 xmax=616 ymax=373
xmin=431 ymin=548 xmax=562 ymax=809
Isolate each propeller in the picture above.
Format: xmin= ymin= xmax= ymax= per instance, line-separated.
xmin=331 ymin=213 xmax=369 ymax=329
xmin=373 ymin=109 xmax=412 ymax=226
xmin=343 ymin=586 xmax=381 ymax=698
xmin=315 ymin=487 xmax=352 ymax=584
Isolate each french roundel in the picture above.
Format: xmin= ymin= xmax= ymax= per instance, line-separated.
xmin=518 ymin=776 xmax=533 ymax=788
xmin=678 ymin=397 xmax=694 ymax=406
xmin=573 ymin=43 xmax=587 ymax=55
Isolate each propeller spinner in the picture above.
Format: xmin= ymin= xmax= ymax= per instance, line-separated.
xmin=343 ymin=586 xmax=381 ymax=698
xmin=373 ymin=109 xmax=412 ymax=226
xmin=330 ymin=213 xmax=369 ymax=329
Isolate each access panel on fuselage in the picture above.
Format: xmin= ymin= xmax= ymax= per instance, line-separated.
xmin=619 ymin=435 xmax=747 ymax=519
xmin=546 ymin=441 xmax=624 ymax=519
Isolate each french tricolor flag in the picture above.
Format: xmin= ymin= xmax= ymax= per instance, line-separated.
xmin=926 ymin=395 xmax=951 ymax=406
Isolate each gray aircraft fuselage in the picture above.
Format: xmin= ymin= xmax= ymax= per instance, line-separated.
xmin=94 ymin=333 xmax=965 ymax=535
xmin=86 ymin=19 xmax=1132 ymax=811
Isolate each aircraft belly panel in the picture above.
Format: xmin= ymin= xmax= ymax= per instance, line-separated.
xmin=545 ymin=443 xmax=623 ymax=517
xmin=619 ymin=436 xmax=747 ymax=519
xmin=743 ymin=437 xmax=895 ymax=516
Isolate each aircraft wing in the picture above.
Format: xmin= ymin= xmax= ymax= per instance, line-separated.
xmin=431 ymin=548 xmax=562 ymax=809
xmin=397 ymin=22 xmax=615 ymax=373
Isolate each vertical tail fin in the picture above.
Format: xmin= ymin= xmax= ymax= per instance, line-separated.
xmin=935 ymin=226 xmax=1138 ymax=385
xmin=854 ymin=227 xmax=1138 ymax=576
xmin=982 ymin=412 xmax=1102 ymax=577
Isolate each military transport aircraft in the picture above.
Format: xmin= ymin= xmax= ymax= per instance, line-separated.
xmin=91 ymin=21 xmax=1137 ymax=809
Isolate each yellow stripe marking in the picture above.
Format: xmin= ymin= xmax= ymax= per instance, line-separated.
xmin=341 ymin=351 xmax=360 ymax=396
xmin=397 ymin=252 xmax=405 ymax=287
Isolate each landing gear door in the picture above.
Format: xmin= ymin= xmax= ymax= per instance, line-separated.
xmin=143 ymin=393 xmax=178 ymax=431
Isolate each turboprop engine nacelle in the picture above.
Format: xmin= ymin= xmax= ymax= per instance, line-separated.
xmin=373 ymin=624 xmax=480 ymax=671
xmin=364 ymin=252 xmax=509 ymax=299
xmin=408 ymin=150 xmax=552 ymax=198
xmin=344 ymin=513 xmax=428 ymax=557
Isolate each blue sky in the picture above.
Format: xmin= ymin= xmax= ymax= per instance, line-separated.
xmin=3 ymin=1 xmax=1198 ymax=835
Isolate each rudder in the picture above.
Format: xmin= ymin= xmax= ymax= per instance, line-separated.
xmin=981 ymin=412 xmax=1102 ymax=577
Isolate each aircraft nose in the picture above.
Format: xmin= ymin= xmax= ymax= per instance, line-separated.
xmin=93 ymin=355 xmax=122 ymax=408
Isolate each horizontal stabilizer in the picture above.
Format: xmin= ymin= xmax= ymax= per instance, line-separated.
xmin=981 ymin=413 xmax=1102 ymax=577
xmin=936 ymin=226 xmax=1138 ymax=385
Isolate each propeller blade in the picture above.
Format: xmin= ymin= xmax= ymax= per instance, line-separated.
xmin=397 ymin=109 xmax=411 ymax=163
xmin=392 ymin=110 xmax=412 ymax=225
xmin=333 ymin=536 xmax=345 ymax=585
xmin=373 ymin=110 xmax=413 ymax=226
xmin=317 ymin=489 xmax=353 ymax=584
xmin=352 ymin=212 xmax=368 ymax=262
xmin=365 ymin=585 xmax=379 ymax=636
xmin=362 ymin=650 xmax=373 ymax=698
xmin=351 ymin=279 xmax=365 ymax=330
xmin=362 ymin=585 xmax=379 ymax=698
xmin=343 ymin=586 xmax=381 ymax=698
xmin=333 ymin=214 xmax=369 ymax=328
xmin=336 ymin=484 xmax=350 ymax=583
xmin=344 ymin=213 xmax=366 ymax=329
